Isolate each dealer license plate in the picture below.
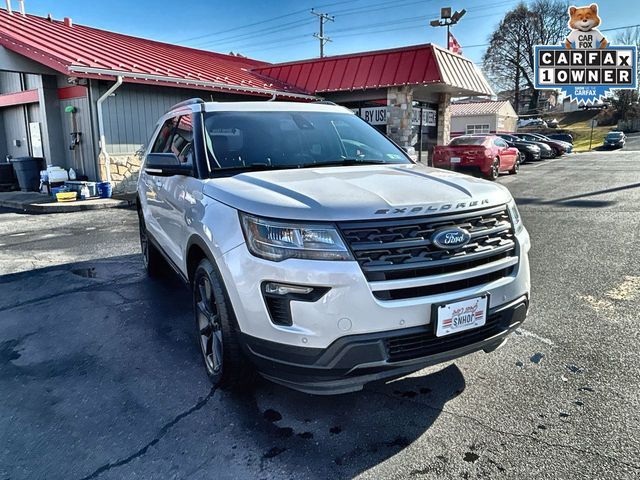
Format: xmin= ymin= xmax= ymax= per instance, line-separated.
xmin=450 ymin=156 xmax=461 ymax=164
xmin=436 ymin=295 xmax=488 ymax=337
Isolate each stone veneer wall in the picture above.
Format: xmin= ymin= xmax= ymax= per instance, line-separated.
xmin=437 ymin=92 xmax=452 ymax=146
xmin=386 ymin=86 xmax=415 ymax=155
xmin=98 ymin=152 xmax=143 ymax=195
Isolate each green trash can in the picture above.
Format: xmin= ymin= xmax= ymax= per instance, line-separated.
xmin=11 ymin=157 xmax=43 ymax=192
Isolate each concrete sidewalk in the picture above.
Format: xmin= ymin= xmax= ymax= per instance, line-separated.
xmin=0 ymin=191 xmax=133 ymax=213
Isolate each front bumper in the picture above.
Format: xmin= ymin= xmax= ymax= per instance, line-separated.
xmin=523 ymin=150 xmax=541 ymax=161
xmin=242 ymin=296 xmax=529 ymax=394
xmin=220 ymin=227 xmax=530 ymax=349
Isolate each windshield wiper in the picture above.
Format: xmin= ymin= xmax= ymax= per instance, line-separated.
xmin=211 ymin=163 xmax=291 ymax=174
xmin=300 ymin=159 xmax=387 ymax=168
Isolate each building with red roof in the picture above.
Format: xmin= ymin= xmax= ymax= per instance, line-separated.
xmin=0 ymin=4 xmax=494 ymax=191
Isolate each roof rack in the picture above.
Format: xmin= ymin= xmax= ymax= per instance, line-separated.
xmin=169 ymin=98 xmax=205 ymax=111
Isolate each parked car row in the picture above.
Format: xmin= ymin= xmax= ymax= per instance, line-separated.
xmin=433 ymin=131 xmax=573 ymax=181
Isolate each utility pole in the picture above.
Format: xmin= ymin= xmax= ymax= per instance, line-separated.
xmin=311 ymin=9 xmax=334 ymax=58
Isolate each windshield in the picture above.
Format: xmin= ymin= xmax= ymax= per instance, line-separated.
xmin=202 ymin=111 xmax=411 ymax=173
xmin=449 ymin=136 xmax=487 ymax=146
xmin=606 ymin=132 xmax=623 ymax=139
xmin=531 ymin=134 xmax=550 ymax=141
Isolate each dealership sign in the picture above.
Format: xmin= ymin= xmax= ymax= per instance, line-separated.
xmin=534 ymin=3 xmax=637 ymax=104
xmin=356 ymin=106 xmax=437 ymax=127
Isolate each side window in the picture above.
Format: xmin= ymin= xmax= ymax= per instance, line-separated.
xmin=152 ymin=117 xmax=178 ymax=154
xmin=170 ymin=116 xmax=194 ymax=165
xmin=151 ymin=115 xmax=193 ymax=165
xmin=494 ymin=138 xmax=507 ymax=148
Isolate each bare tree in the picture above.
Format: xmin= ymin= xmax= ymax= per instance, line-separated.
xmin=483 ymin=0 xmax=568 ymax=113
xmin=611 ymin=27 xmax=640 ymax=121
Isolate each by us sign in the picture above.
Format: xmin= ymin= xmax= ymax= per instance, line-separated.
xmin=355 ymin=106 xmax=437 ymax=127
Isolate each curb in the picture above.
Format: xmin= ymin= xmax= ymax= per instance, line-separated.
xmin=0 ymin=198 xmax=134 ymax=214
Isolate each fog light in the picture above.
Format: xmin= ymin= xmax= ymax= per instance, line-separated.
xmin=262 ymin=282 xmax=330 ymax=327
xmin=264 ymin=282 xmax=314 ymax=296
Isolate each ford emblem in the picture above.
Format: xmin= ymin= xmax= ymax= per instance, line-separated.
xmin=431 ymin=227 xmax=471 ymax=249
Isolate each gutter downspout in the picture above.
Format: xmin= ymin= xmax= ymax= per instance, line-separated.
xmin=96 ymin=76 xmax=123 ymax=183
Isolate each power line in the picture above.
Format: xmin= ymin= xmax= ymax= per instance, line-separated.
xmin=187 ymin=0 xmax=434 ymax=49
xmin=175 ymin=0 xmax=356 ymax=44
xmin=235 ymin=1 xmax=515 ymax=53
xmin=177 ymin=10 xmax=308 ymax=43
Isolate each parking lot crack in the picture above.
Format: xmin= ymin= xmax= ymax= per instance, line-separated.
xmin=0 ymin=276 xmax=141 ymax=313
xmin=77 ymin=387 xmax=217 ymax=480
xmin=371 ymin=389 xmax=640 ymax=471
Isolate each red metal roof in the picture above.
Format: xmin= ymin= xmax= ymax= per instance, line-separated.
xmin=253 ymin=44 xmax=493 ymax=96
xmin=0 ymin=9 xmax=313 ymax=99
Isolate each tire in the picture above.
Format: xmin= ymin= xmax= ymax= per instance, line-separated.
xmin=509 ymin=156 xmax=520 ymax=175
xmin=138 ymin=211 xmax=164 ymax=277
xmin=485 ymin=157 xmax=500 ymax=181
xmin=193 ymin=258 xmax=254 ymax=390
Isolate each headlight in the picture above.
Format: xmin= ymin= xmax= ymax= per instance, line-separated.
xmin=507 ymin=200 xmax=524 ymax=234
xmin=240 ymin=213 xmax=353 ymax=262
xmin=526 ymin=145 xmax=540 ymax=151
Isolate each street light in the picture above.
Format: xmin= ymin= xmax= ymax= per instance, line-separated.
xmin=430 ymin=7 xmax=466 ymax=47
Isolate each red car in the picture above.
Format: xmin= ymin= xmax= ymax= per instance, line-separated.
xmin=433 ymin=135 xmax=520 ymax=180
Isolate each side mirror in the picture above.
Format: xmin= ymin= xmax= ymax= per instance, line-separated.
xmin=144 ymin=153 xmax=192 ymax=177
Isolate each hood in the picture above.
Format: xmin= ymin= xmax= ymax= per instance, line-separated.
xmin=202 ymin=163 xmax=512 ymax=221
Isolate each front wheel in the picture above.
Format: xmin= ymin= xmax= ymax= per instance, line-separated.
xmin=509 ymin=156 xmax=520 ymax=175
xmin=485 ymin=158 xmax=500 ymax=181
xmin=138 ymin=211 xmax=164 ymax=277
xmin=193 ymin=258 xmax=253 ymax=390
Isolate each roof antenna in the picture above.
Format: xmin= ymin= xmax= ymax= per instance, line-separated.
xmin=5 ymin=1 xmax=12 ymax=15
xmin=267 ymin=93 xmax=277 ymax=101
xmin=17 ymin=0 xmax=24 ymax=15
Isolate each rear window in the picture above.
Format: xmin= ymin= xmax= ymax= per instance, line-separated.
xmin=449 ymin=136 xmax=487 ymax=146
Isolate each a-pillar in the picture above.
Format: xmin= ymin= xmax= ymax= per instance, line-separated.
xmin=437 ymin=92 xmax=451 ymax=146
xmin=386 ymin=86 xmax=414 ymax=155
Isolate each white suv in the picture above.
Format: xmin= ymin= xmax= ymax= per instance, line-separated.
xmin=137 ymin=99 xmax=531 ymax=395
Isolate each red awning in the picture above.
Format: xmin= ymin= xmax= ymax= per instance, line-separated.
xmin=253 ymin=44 xmax=494 ymax=97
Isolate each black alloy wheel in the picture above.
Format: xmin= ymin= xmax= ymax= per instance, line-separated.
xmin=138 ymin=211 xmax=163 ymax=276
xmin=192 ymin=258 xmax=253 ymax=389
xmin=195 ymin=273 xmax=224 ymax=381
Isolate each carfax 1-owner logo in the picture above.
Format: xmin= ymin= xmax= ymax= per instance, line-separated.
xmin=535 ymin=3 xmax=637 ymax=104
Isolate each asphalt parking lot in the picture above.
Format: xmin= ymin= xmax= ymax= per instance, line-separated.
xmin=1 ymin=151 xmax=640 ymax=479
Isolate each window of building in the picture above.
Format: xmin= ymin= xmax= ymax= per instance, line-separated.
xmin=465 ymin=124 xmax=490 ymax=134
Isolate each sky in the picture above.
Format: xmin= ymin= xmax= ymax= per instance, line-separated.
xmin=15 ymin=0 xmax=640 ymax=66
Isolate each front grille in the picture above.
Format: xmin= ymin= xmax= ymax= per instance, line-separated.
xmin=338 ymin=206 xmax=517 ymax=298
xmin=385 ymin=311 xmax=505 ymax=362
xmin=373 ymin=268 xmax=514 ymax=301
